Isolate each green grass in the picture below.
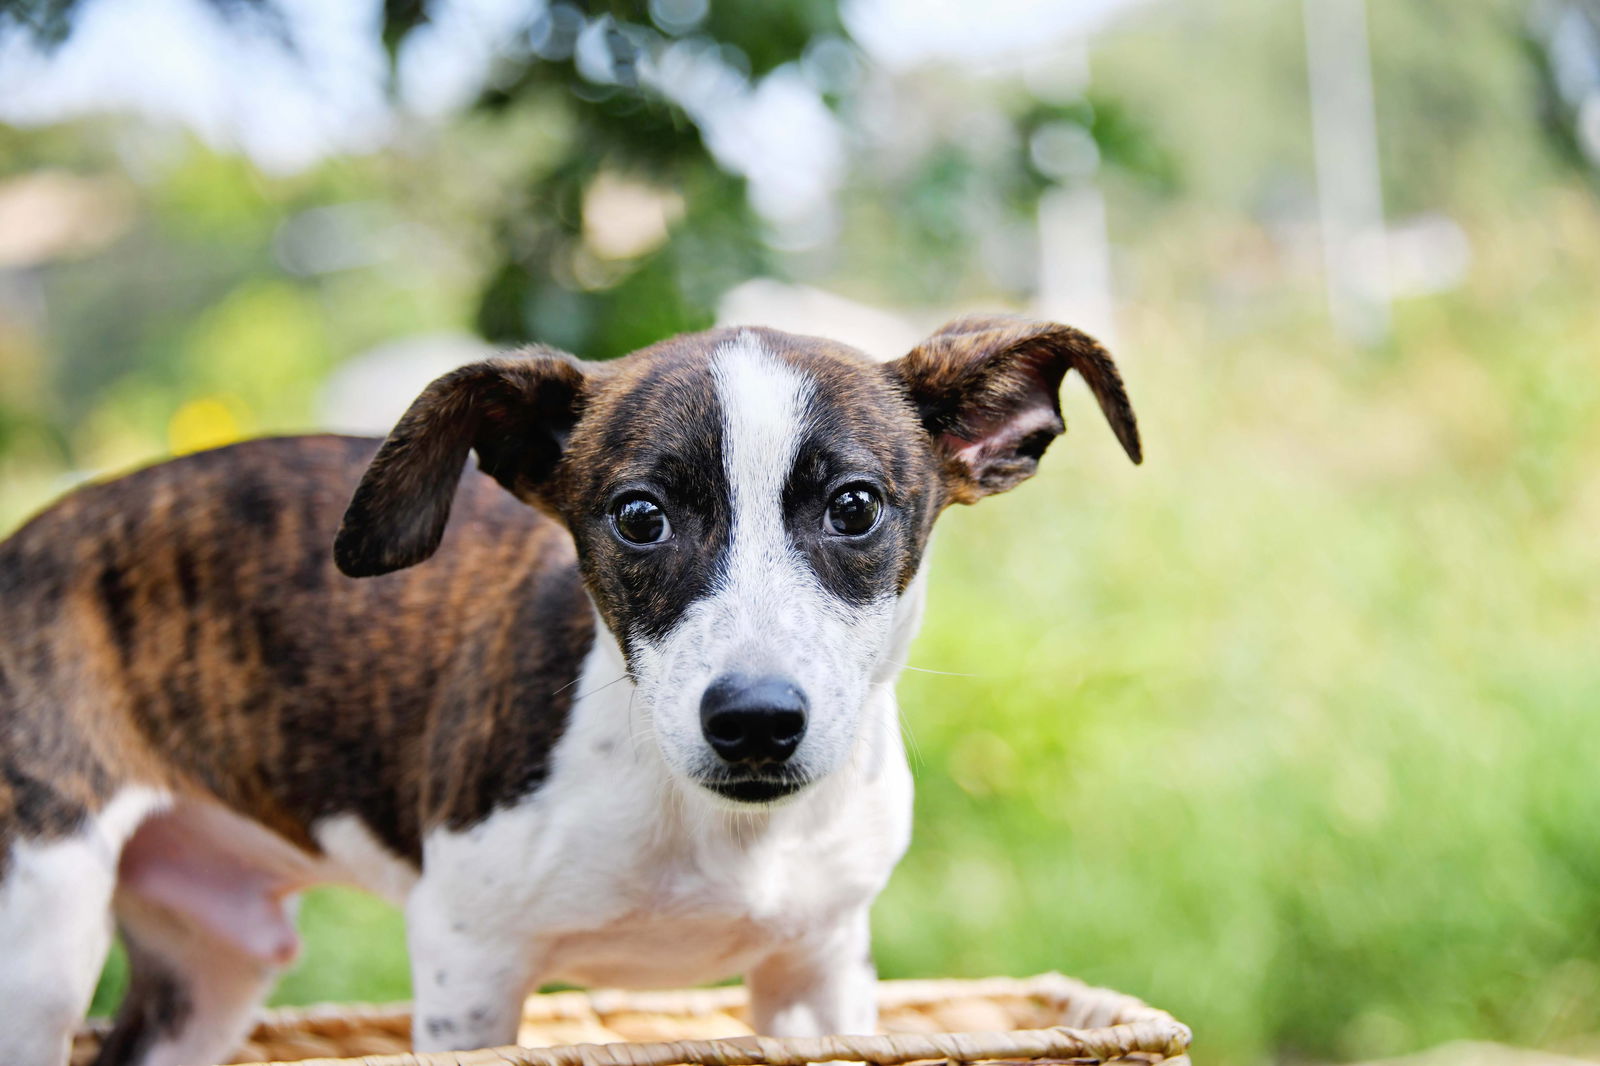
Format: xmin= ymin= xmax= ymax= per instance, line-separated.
xmin=871 ymin=204 xmax=1600 ymax=1063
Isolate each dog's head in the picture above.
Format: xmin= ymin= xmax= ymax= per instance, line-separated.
xmin=335 ymin=317 xmax=1140 ymax=805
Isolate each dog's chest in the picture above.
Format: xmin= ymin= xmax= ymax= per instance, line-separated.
xmin=536 ymin=842 xmax=819 ymax=986
xmin=418 ymin=758 xmax=902 ymax=990
xmin=530 ymin=772 xmax=887 ymax=987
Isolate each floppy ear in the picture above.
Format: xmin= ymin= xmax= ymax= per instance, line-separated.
xmin=886 ymin=315 xmax=1141 ymax=503
xmin=334 ymin=347 xmax=588 ymax=577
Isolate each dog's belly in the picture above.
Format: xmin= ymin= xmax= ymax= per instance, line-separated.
xmin=542 ymin=913 xmax=777 ymax=988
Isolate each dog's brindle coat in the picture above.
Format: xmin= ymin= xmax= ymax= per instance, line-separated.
xmin=0 ymin=318 xmax=1139 ymax=1066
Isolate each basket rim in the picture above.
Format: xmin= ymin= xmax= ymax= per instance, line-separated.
xmin=220 ymin=973 xmax=1192 ymax=1066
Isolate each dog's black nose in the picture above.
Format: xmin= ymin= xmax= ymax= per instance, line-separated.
xmin=700 ymin=674 xmax=808 ymax=766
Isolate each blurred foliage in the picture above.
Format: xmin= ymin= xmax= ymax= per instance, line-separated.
xmin=0 ymin=0 xmax=1169 ymax=501
xmin=2 ymin=0 xmax=834 ymax=359
xmin=0 ymin=0 xmax=291 ymax=48
xmin=7 ymin=1 xmax=1600 ymax=1065
xmin=454 ymin=2 xmax=794 ymax=353
xmin=1526 ymin=0 xmax=1600 ymax=186
xmin=876 ymin=192 xmax=1600 ymax=1063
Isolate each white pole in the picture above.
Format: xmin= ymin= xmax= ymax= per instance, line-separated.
xmin=1304 ymin=0 xmax=1389 ymax=345
xmin=1033 ymin=40 xmax=1117 ymax=349
xmin=1036 ymin=184 xmax=1116 ymax=348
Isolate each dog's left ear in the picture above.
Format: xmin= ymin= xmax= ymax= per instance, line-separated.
xmin=886 ymin=315 xmax=1141 ymax=503
xmin=335 ymin=348 xmax=589 ymax=577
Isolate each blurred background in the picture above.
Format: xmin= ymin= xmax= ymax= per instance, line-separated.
xmin=3 ymin=0 xmax=1600 ymax=1062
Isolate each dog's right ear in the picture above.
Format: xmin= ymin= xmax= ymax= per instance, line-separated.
xmin=334 ymin=348 xmax=589 ymax=578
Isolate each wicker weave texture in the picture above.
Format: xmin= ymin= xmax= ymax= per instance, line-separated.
xmin=71 ymin=973 xmax=1190 ymax=1066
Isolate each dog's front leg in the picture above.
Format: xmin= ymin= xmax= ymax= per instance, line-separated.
xmin=405 ymin=880 xmax=537 ymax=1053
xmin=746 ymin=908 xmax=877 ymax=1037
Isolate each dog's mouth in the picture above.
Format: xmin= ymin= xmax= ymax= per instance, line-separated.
xmin=700 ymin=773 xmax=810 ymax=805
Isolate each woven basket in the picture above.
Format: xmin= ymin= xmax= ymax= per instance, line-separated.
xmin=72 ymin=973 xmax=1189 ymax=1066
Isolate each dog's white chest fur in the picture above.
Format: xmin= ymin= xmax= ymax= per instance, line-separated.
xmin=531 ymin=804 xmax=883 ymax=987
xmin=401 ymin=630 xmax=913 ymax=995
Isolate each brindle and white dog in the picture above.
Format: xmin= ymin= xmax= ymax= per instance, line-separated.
xmin=0 ymin=316 xmax=1140 ymax=1066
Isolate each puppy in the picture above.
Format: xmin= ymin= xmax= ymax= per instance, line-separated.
xmin=0 ymin=316 xmax=1140 ymax=1066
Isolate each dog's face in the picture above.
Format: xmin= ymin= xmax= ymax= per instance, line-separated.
xmin=335 ymin=317 xmax=1140 ymax=805
xmin=550 ymin=330 xmax=942 ymax=802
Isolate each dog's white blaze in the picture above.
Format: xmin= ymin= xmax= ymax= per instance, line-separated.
xmin=630 ymin=333 xmax=901 ymax=788
xmin=713 ymin=334 xmax=813 ymax=611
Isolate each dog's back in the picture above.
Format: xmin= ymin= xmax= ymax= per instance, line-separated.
xmin=0 ymin=435 xmax=592 ymax=870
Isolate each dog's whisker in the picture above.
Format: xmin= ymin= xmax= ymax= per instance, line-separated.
xmin=569 ymin=673 xmax=631 ymax=703
xmin=897 ymin=663 xmax=982 ymax=678
xmin=624 ymin=687 xmax=649 ymax=760
xmin=899 ymin=711 xmax=926 ymax=770
xmin=549 ymin=673 xmax=586 ymax=697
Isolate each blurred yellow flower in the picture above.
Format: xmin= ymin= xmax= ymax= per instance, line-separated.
xmin=167 ymin=395 xmax=247 ymax=455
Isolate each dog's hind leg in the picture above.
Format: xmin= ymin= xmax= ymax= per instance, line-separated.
xmin=0 ymin=788 xmax=166 ymax=1066
xmin=93 ymin=808 xmax=303 ymax=1066
xmin=90 ymin=890 xmax=293 ymax=1066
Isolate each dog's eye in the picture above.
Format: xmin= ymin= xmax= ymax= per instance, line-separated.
xmin=611 ymin=494 xmax=672 ymax=545
xmin=824 ymin=485 xmax=882 ymax=537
